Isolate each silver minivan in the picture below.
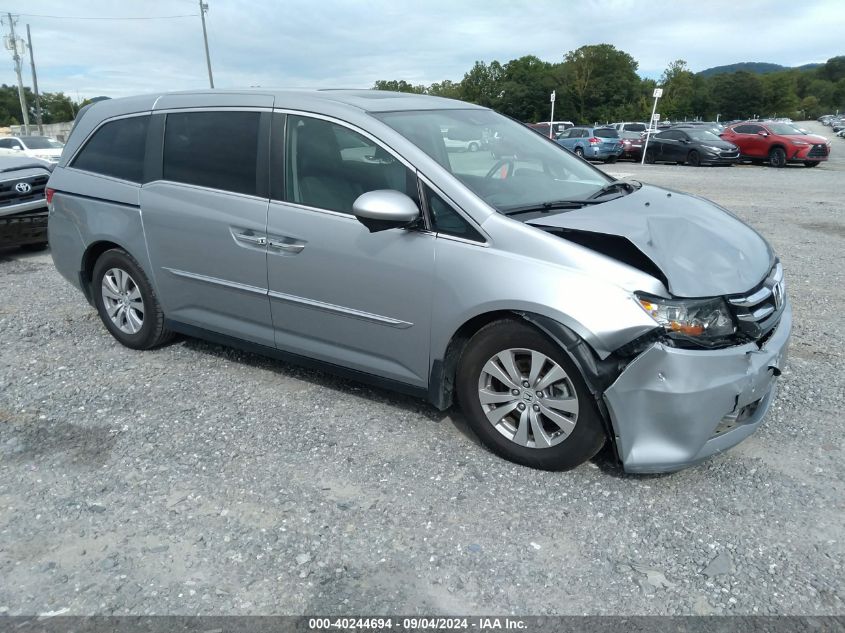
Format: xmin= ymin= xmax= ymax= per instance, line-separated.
xmin=47 ymin=90 xmax=791 ymax=473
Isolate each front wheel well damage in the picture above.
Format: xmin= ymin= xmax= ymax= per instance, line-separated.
xmin=429 ymin=310 xmax=630 ymax=461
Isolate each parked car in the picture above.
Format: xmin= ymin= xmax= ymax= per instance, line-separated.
xmin=611 ymin=122 xmax=647 ymax=160
xmin=720 ymin=121 xmax=831 ymax=167
xmin=527 ymin=121 xmax=574 ymax=138
xmin=556 ymin=127 xmax=623 ymax=162
xmin=644 ymin=128 xmax=740 ymax=166
xmin=0 ymin=135 xmax=65 ymax=164
xmin=441 ymin=126 xmax=483 ymax=152
xmin=47 ymin=90 xmax=791 ymax=474
xmin=0 ymin=155 xmax=52 ymax=251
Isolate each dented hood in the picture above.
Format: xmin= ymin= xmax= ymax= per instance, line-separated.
xmin=527 ymin=184 xmax=774 ymax=297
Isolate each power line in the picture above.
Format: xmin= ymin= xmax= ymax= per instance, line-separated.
xmin=0 ymin=11 xmax=199 ymax=20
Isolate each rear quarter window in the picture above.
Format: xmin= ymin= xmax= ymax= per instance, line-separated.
xmin=70 ymin=115 xmax=150 ymax=183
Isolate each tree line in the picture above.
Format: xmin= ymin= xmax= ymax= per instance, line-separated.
xmin=0 ymin=84 xmax=77 ymax=127
xmin=374 ymin=45 xmax=845 ymax=124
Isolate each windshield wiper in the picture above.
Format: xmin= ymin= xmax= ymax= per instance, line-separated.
xmin=587 ymin=180 xmax=641 ymax=200
xmin=502 ymin=200 xmax=602 ymax=216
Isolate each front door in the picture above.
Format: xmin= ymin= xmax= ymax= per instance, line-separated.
xmin=266 ymin=113 xmax=435 ymax=387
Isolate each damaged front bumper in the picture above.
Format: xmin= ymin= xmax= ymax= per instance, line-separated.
xmin=603 ymin=302 xmax=792 ymax=473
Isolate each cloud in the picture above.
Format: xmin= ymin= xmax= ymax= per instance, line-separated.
xmin=0 ymin=0 xmax=840 ymax=100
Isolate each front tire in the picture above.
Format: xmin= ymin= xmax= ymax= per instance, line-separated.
xmin=769 ymin=147 xmax=786 ymax=168
xmin=804 ymin=160 xmax=820 ymax=168
xmin=687 ymin=150 xmax=701 ymax=167
xmin=92 ymin=249 xmax=172 ymax=350
xmin=644 ymin=149 xmax=656 ymax=164
xmin=456 ymin=320 xmax=606 ymax=471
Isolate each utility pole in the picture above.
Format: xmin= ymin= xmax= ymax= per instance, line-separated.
xmin=641 ymin=87 xmax=663 ymax=165
xmin=26 ymin=24 xmax=43 ymax=134
xmin=199 ymin=0 xmax=214 ymax=88
xmin=3 ymin=13 xmax=31 ymax=134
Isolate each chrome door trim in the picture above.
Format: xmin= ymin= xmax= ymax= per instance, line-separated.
xmin=163 ymin=267 xmax=267 ymax=296
xmin=267 ymin=289 xmax=413 ymax=329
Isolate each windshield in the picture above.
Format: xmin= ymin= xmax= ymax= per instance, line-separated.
xmin=22 ymin=137 xmax=64 ymax=149
xmin=767 ymin=123 xmax=805 ymax=135
xmin=373 ymin=109 xmax=610 ymax=212
xmin=686 ymin=129 xmax=722 ymax=142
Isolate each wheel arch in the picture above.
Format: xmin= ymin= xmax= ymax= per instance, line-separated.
xmin=428 ymin=309 xmax=625 ymax=412
xmin=80 ymin=240 xmax=134 ymax=303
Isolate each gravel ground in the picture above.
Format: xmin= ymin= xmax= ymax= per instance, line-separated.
xmin=0 ymin=122 xmax=843 ymax=617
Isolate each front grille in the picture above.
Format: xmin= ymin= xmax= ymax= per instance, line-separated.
xmin=808 ymin=144 xmax=829 ymax=157
xmin=727 ymin=263 xmax=784 ymax=340
xmin=0 ymin=174 xmax=48 ymax=208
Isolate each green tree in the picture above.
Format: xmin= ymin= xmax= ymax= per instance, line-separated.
xmin=39 ymin=92 xmax=76 ymax=123
xmin=458 ymin=60 xmax=504 ymax=107
xmin=660 ymin=60 xmax=695 ymax=120
xmin=372 ymin=80 xmax=426 ymax=94
xmin=562 ymin=44 xmax=641 ymax=123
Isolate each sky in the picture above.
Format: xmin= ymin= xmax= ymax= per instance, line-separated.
xmin=0 ymin=0 xmax=841 ymax=102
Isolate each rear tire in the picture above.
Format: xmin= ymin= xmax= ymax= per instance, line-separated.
xmin=604 ymin=156 xmax=618 ymax=164
xmin=92 ymin=248 xmax=173 ymax=350
xmin=574 ymin=147 xmax=584 ymax=158
xmin=644 ymin=149 xmax=656 ymax=164
xmin=468 ymin=141 xmax=480 ymax=152
xmin=769 ymin=147 xmax=786 ymax=168
xmin=456 ymin=320 xmax=606 ymax=471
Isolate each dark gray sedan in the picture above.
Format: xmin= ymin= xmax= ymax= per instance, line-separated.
xmin=644 ymin=128 xmax=740 ymax=166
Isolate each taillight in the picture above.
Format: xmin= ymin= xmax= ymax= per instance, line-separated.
xmin=588 ymin=137 xmax=600 ymax=144
xmin=45 ymin=188 xmax=55 ymax=204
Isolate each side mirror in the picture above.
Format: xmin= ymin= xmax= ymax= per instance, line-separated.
xmin=758 ymin=131 xmax=768 ymax=136
xmin=11 ymin=145 xmax=21 ymax=151
xmin=352 ymin=190 xmax=420 ymax=233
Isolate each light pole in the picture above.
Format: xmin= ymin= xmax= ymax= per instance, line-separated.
xmin=199 ymin=0 xmax=214 ymax=88
xmin=548 ymin=90 xmax=555 ymax=138
xmin=3 ymin=13 xmax=30 ymax=134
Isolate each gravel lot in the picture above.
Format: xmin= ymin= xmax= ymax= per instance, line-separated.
xmin=1 ymin=122 xmax=843 ymax=617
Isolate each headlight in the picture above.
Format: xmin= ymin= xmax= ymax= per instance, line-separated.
xmin=704 ymin=146 xmax=723 ymax=152
xmin=790 ymin=140 xmax=809 ymax=146
xmin=636 ymin=293 xmax=736 ymax=339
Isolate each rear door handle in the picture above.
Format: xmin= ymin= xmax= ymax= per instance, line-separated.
xmin=234 ymin=232 xmax=267 ymax=247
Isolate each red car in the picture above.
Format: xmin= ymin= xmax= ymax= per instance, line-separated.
xmin=720 ymin=121 xmax=831 ymax=168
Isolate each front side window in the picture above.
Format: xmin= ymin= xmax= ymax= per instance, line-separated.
xmin=163 ymin=111 xmax=260 ymax=196
xmin=71 ymin=115 xmax=149 ymax=182
xmin=374 ymin=109 xmax=609 ymax=212
xmin=285 ymin=115 xmax=417 ymax=215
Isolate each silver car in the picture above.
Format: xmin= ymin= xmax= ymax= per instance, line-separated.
xmin=47 ymin=90 xmax=791 ymax=473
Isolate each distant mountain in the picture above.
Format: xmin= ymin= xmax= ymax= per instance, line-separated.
xmin=698 ymin=62 xmax=823 ymax=77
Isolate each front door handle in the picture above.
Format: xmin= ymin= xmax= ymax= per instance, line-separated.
xmin=268 ymin=239 xmax=305 ymax=254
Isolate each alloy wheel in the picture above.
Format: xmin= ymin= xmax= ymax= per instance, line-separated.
xmin=477 ymin=348 xmax=579 ymax=449
xmin=101 ymin=267 xmax=145 ymax=334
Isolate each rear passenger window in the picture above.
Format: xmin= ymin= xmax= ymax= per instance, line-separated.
xmin=163 ymin=111 xmax=260 ymax=196
xmin=425 ymin=185 xmax=484 ymax=243
xmin=285 ymin=115 xmax=417 ymax=214
xmin=71 ymin=115 xmax=149 ymax=182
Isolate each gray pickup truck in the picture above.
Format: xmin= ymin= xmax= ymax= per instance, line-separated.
xmin=0 ymin=155 xmax=52 ymax=251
